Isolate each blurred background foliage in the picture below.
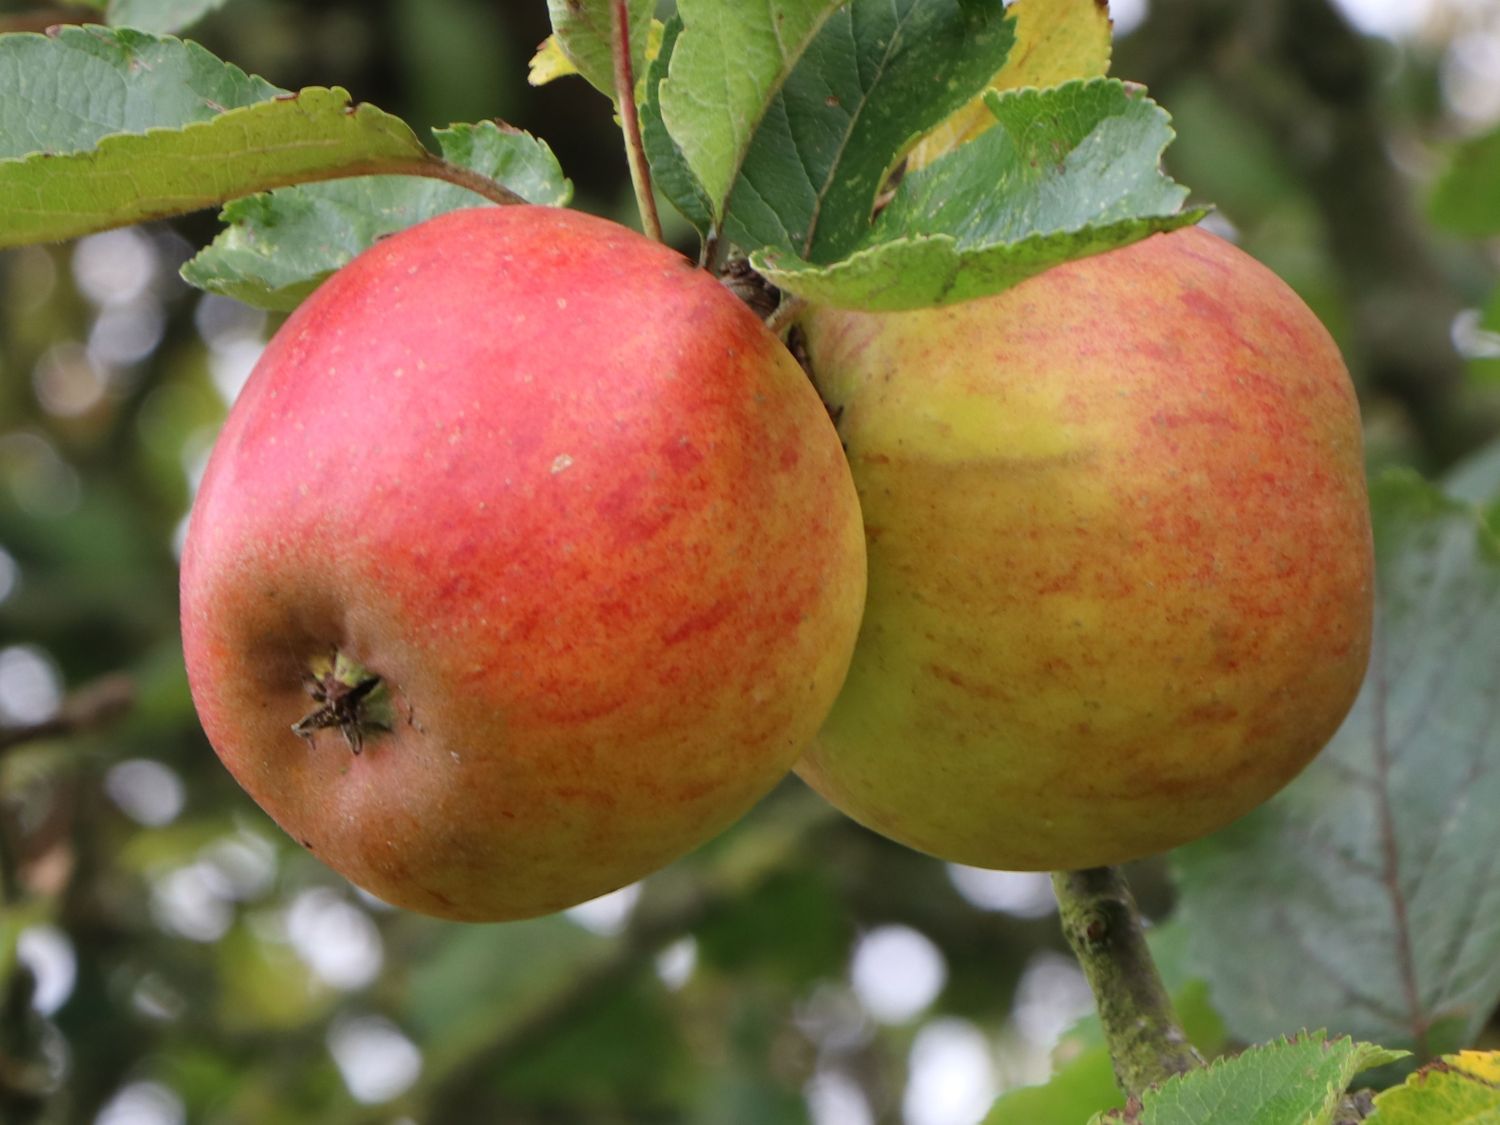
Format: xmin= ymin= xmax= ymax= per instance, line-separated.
xmin=0 ymin=0 xmax=1497 ymax=1122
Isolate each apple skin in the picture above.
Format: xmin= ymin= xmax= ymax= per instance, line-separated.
xmin=180 ymin=206 xmax=866 ymax=922
xmin=796 ymin=226 xmax=1373 ymax=870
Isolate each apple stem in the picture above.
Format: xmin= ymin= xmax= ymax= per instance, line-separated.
xmin=293 ymin=651 xmax=394 ymax=756
xmin=611 ymin=0 xmax=664 ymax=244
xmin=1052 ymin=866 xmax=1202 ymax=1099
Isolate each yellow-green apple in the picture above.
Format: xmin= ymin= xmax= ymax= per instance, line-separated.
xmin=180 ymin=206 xmax=866 ymax=922
xmin=796 ymin=226 xmax=1372 ymax=870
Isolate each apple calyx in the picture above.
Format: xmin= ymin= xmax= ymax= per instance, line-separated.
xmin=292 ymin=650 xmax=393 ymax=755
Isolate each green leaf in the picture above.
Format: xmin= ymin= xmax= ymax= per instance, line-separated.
xmin=694 ymin=869 xmax=847 ymax=985
xmin=495 ymin=979 xmax=692 ymax=1109
xmin=1366 ymin=1051 xmax=1500 ymax=1124
xmin=432 ymin=122 xmax=570 ymax=207
xmin=756 ymin=79 xmax=1201 ymax=310
xmin=718 ymin=0 xmax=1017 ymax=262
xmin=106 ymin=0 xmax=228 ymax=33
xmin=1174 ymin=468 xmax=1500 ymax=1053
xmin=1464 ymin=285 xmax=1500 ymax=386
xmin=0 ymin=84 xmax=438 ymax=248
xmin=1430 ymin=125 xmax=1500 ymax=236
xmin=402 ymin=916 xmax=604 ymax=1060
xmin=639 ymin=14 xmax=712 ymax=236
xmin=0 ymin=24 xmax=280 ymax=159
xmin=181 ymin=122 xmax=571 ymax=310
xmin=656 ymin=0 xmax=843 ymax=221
xmin=545 ymin=0 xmax=654 ymax=102
xmin=908 ymin=0 xmax=1113 ymax=171
xmin=1445 ymin=433 xmax=1500 ymax=508
xmin=1093 ymin=1033 xmax=1406 ymax=1125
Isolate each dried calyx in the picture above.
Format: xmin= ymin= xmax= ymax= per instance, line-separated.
xmin=292 ymin=650 xmax=393 ymax=754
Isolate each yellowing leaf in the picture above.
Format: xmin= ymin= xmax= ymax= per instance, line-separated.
xmin=908 ymin=0 xmax=1112 ymax=171
xmin=1454 ymin=1052 xmax=1500 ymax=1085
xmin=1366 ymin=1051 xmax=1500 ymax=1124
xmin=542 ymin=0 xmax=653 ymax=102
xmin=527 ymin=35 xmax=579 ymax=87
xmin=529 ymin=20 xmax=662 ymax=94
xmin=643 ymin=18 xmax=664 ymax=66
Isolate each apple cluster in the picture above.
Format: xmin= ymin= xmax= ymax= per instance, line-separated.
xmin=181 ymin=206 xmax=1372 ymax=922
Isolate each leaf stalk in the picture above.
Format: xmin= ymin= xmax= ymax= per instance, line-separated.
xmin=611 ymin=0 xmax=663 ymax=243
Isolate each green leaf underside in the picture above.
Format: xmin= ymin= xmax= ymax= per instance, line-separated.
xmin=721 ymin=0 xmax=1017 ymax=264
xmin=107 ymin=0 xmax=229 ymax=34
xmin=545 ymin=0 xmax=654 ymax=101
xmin=181 ymin=122 xmax=571 ymax=310
xmin=0 ymin=25 xmax=281 ymax=160
xmin=1429 ymin=124 xmax=1500 ymax=236
xmin=1174 ymin=465 xmax=1500 ymax=1053
xmin=657 ymin=0 xmax=843 ymax=220
xmin=1092 ymin=1034 xmax=1406 ymax=1125
xmin=639 ymin=14 xmax=712 ymax=235
xmin=0 ymin=85 xmax=434 ymax=248
xmin=757 ymin=79 xmax=1200 ymax=310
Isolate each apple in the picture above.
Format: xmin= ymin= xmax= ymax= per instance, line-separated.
xmin=180 ymin=206 xmax=867 ymax=922
xmin=795 ymin=226 xmax=1373 ymax=871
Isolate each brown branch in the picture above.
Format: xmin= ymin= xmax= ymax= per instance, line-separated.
xmin=611 ymin=0 xmax=663 ymax=243
xmin=0 ymin=674 xmax=133 ymax=755
xmin=1053 ymin=867 xmax=1202 ymax=1099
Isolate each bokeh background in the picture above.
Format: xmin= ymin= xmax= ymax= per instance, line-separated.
xmin=1 ymin=0 xmax=1498 ymax=1122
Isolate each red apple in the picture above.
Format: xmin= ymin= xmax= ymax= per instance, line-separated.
xmin=180 ymin=206 xmax=866 ymax=922
xmin=796 ymin=227 xmax=1373 ymax=870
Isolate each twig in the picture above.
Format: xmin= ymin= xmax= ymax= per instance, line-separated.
xmin=1053 ymin=867 xmax=1202 ymax=1098
xmin=0 ymin=674 xmax=134 ymax=754
xmin=611 ymin=0 xmax=663 ymax=243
